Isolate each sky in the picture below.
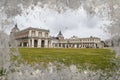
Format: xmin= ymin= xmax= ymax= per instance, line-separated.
xmin=14 ymin=6 xmax=110 ymax=40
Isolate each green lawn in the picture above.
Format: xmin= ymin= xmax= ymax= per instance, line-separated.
xmin=18 ymin=48 xmax=117 ymax=70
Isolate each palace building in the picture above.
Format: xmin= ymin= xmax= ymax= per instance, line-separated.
xmin=10 ymin=25 xmax=104 ymax=48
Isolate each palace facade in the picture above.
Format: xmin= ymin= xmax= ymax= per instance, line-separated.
xmin=10 ymin=25 xmax=104 ymax=48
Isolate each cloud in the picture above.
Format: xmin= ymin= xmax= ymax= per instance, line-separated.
xmin=14 ymin=6 xmax=108 ymax=39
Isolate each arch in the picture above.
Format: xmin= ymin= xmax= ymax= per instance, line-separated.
xmin=34 ymin=40 xmax=38 ymax=47
xmin=41 ymin=40 xmax=45 ymax=48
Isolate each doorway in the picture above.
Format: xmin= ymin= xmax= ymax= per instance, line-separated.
xmin=41 ymin=40 xmax=45 ymax=48
xmin=34 ymin=40 xmax=38 ymax=47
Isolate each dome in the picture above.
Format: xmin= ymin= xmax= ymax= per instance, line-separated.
xmin=57 ymin=31 xmax=64 ymax=40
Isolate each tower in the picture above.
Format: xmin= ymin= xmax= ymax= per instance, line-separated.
xmin=10 ymin=24 xmax=20 ymax=35
xmin=57 ymin=31 xmax=64 ymax=40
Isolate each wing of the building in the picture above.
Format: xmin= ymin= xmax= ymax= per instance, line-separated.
xmin=10 ymin=25 xmax=104 ymax=48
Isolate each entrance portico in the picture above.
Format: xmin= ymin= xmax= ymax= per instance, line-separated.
xmin=28 ymin=38 xmax=49 ymax=48
xmin=11 ymin=26 xmax=103 ymax=48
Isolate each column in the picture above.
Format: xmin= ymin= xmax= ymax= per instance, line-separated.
xmin=92 ymin=43 xmax=94 ymax=48
xmin=28 ymin=39 xmax=31 ymax=47
xmin=45 ymin=39 xmax=48 ymax=48
xmin=61 ymin=44 xmax=63 ymax=48
xmin=82 ymin=43 xmax=84 ymax=48
xmin=51 ymin=41 xmax=53 ymax=48
xmin=29 ymin=30 xmax=31 ymax=37
xmin=53 ymin=43 xmax=55 ymax=48
xmin=36 ymin=31 xmax=38 ymax=37
xmin=27 ymin=43 xmax=28 ymax=47
xmin=57 ymin=43 xmax=59 ymax=48
xmin=21 ymin=42 xmax=23 ymax=47
xmin=88 ymin=43 xmax=90 ymax=48
xmin=38 ymin=39 xmax=41 ymax=48
xmin=94 ymin=43 xmax=96 ymax=48
xmin=80 ymin=44 xmax=81 ymax=48
xmin=32 ymin=38 xmax=34 ymax=47
xmin=42 ymin=32 xmax=45 ymax=37
xmin=65 ymin=44 xmax=67 ymax=48
xmin=74 ymin=44 xmax=77 ymax=48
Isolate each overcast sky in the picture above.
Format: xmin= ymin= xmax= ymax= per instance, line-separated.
xmin=14 ymin=6 xmax=110 ymax=40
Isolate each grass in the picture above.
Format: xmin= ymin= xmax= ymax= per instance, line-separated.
xmin=18 ymin=48 xmax=117 ymax=70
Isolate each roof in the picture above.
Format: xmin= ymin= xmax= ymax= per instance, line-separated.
xmin=15 ymin=27 xmax=49 ymax=34
xmin=23 ymin=27 xmax=49 ymax=32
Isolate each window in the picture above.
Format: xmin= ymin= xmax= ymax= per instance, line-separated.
xmin=32 ymin=31 xmax=35 ymax=36
xmin=55 ymin=44 xmax=58 ymax=47
xmin=45 ymin=32 xmax=48 ymax=37
xmin=39 ymin=32 xmax=42 ymax=37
